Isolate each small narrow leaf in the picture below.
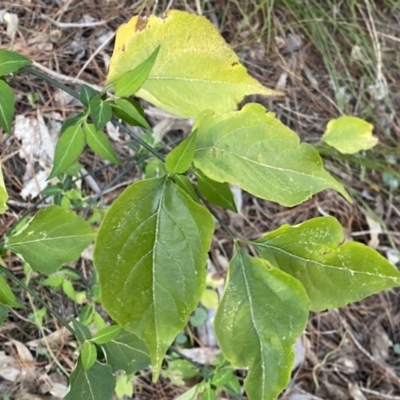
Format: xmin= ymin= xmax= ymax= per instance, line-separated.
xmin=0 ymin=275 xmax=22 ymax=308
xmin=0 ymin=303 xmax=8 ymax=326
xmin=64 ymin=360 xmax=116 ymax=400
xmin=253 ymin=216 xmax=400 ymax=311
xmin=215 ymin=251 xmax=309 ymax=400
xmin=0 ymin=50 xmax=31 ymax=76
xmin=115 ymin=46 xmax=160 ymax=97
xmin=94 ymin=176 xmax=214 ymax=378
xmin=173 ymin=175 xmax=198 ymax=202
xmin=49 ymin=124 xmax=86 ymax=179
xmin=107 ymin=11 xmax=280 ymax=119
xmin=202 ymin=387 xmax=217 ymax=400
xmin=5 ymin=206 xmax=95 ymax=274
xmin=322 ymin=116 xmax=377 ymax=154
xmin=111 ymin=98 xmax=151 ymax=129
xmin=83 ymin=123 xmax=122 ymax=165
xmin=80 ymin=85 xmax=97 ymax=108
xmin=62 ymin=279 xmax=76 ymax=301
xmin=81 ymin=342 xmax=97 ymax=371
xmin=0 ymin=158 xmax=8 ymax=214
xmin=194 ymin=103 xmax=351 ymax=207
xmin=61 ymin=113 xmax=86 ymax=133
xmin=0 ymin=80 xmax=15 ymax=134
xmin=196 ymin=170 xmax=237 ymax=212
xmin=72 ymin=318 xmax=92 ymax=344
xmin=91 ymin=325 xmax=122 ymax=345
xmin=101 ymin=329 xmax=150 ymax=374
xmin=166 ymin=130 xmax=197 ymax=174
xmin=89 ymin=96 xmax=112 ymax=131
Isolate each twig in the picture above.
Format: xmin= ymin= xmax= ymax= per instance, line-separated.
xmin=41 ymin=14 xmax=106 ymax=29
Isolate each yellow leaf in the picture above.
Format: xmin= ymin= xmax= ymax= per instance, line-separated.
xmin=107 ymin=10 xmax=280 ymax=119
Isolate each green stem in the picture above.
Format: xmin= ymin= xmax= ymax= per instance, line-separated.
xmin=0 ymin=265 xmax=76 ymax=336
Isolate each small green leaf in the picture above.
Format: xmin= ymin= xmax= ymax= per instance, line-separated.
xmin=89 ymin=96 xmax=112 ymax=131
xmin=61 ymin=113 xmax=86 ymax=133
xmin=40 ymin=275 xmax=63 ymax=288
xmin=189 ymin=307 xmax=207 ymax=327
xmin=64 ymin=360 xmax=116 ymax=400
xmin=0 ymin=50 xmax=31 ymax=76
xmin=49 ymin=124 xmax=86 ymax=179
xmin=202 ymin=387 xmax=217 ymax=400
xmin=115 ymin=46 xmax=160 ymax=97
xmin=173 ymin=175 xmax=198 ymax=202
xmin=322 ymin=116 xmax=377 ymax=154
xmin=72 ymin=318 xmax=92 ymax=344
xmin=62 ymin=279 xmax=76 ymax=302
xmin=0 ymin=275 xmax=22 ymax=308
xmin=253 ymin=216 xmax=400 ymax=311
xmin=215 ymin=251 xmax=309 ymax=400
xmin=79 ymin=305 xmax=94 ymax=325
xmin=0 ymin=303 xmax=8 ymax=326
xmin=194 ymin=103 xmax=351 ymax=207
xmin=80 ymin=85 xmax=97 ymax=108
xmin=83 ymin=123 xmax=122 ymax=165
xmin=196 ymin=170 xmax=237 ymax=212
xmin=0 ymin=80 xmax=15 ymax=135
xmin=5 ymin=206 xmax=95 ymax=274
xmin=0 ymin=158 xmax=8 ymax=213
xmin=175 ymin=384 xmax=200 ymax=400
xmin=111 ymin=98 xmax=150 ymax=130
xmin=211 ymin=366 xmax=236 ymax=387
xmin=81 ymin=342 xmax=97 ymax=371
xmin=94 ymin=176 xmax=214 ymax=378
xmin=91 ymin=325 xmax=122 ymax=345
xmin=101 ymin=329 xmax=150 ymax=374
xmin=115 ymin=374 xmax=133 ymax=398
xmin=166 ymin=130 xmax=197 ymax=174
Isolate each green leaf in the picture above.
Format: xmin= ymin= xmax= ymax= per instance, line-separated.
xmin=202 ymin=387 xmax=217 ymax=400
xmin=79 ymin=304 xmax=94 ymax=326
xmin=81 ymin=342 xmax=97 ymax=371
xmin=91 ymin=325 xmax=122 ymax=345
xmin=0 ymin=275 xmax=22 ymax=308
xmin=72 ymin=318 xmax=92 ymax=344
xmin=49 ymin=124 xmax=86 ymax=179
xmin=115 ymin=46 xmax=160 ymax=97
xmin=0 ymin=303 xmax=8 ymax=326
xmin=214 ymin=251 xmax=309 ymax=400
xmin=166 ymin=130 xmax=197 ymax=174
xmin=94 ymin=176 xmax=214 ymax=378
xmin=253 ymin=216 xmax=400 ymax=311
xmin=193 ymin=103 xmax=350 ymax=207
xmin=111 ymin=98 xmax=150 ymax=130
xmin=107 ymin=10 xmax=279 ymax=119
xmin=0 ymin=158 xmax=8 ymax=214
xmin=80 ymin=85 xmax=97 ymax=108
xmin=115 ymin=375 xmax=133 ymax=398
xmin=83 ymin=123 xmax=122 ymax=165
xmin=175 ymin=384 xmax=200 ymax=400
xmin=173 ymin=175 xmax=198 ymax=202
xmin=5 ymin=206 xmax=95 ymax=274
xmin=0 ymin=80 xmax=15 ymax=135
xmin=89 ymin=96 xmax=112 ymax=131
xmin=0 ymin=50 xmax=31 ymax=76
xmin=62 ymin=279 xmax=76 ymax=302
xmin=196 ymin=170 xmax=237 ymax=212
xmin=101 ymin=329 xmax=150 ymax=374
xmin=61 ymin=113 xmax=86 ymax=133
xmin=322 ymin=116 xmax=377 ymax=154
xmin=64 ymin=360 xmax=116 ymax=400
xmin=41 ymin=275 xmax=63 ymax=288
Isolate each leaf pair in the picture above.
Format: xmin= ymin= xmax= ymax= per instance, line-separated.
xmin=49 ymin=122 xmax=121 ymax=179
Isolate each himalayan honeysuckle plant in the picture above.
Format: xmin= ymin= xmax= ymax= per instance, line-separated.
xmin=0 ymin=10 xmax=394 ymax=400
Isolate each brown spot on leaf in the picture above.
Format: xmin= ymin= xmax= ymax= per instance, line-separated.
xmin=135 ymin=16 xmax=148 ymax=31
xmin=121 ymin=44 xmax=125 ymax=52
xmin=231 ymin=62 xmax=239 ymax=67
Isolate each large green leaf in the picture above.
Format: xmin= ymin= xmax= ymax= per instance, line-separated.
xmin=322 ymin=116 xmax=377 ymax=154
xmin=102 ymin=329 xmax=150 ymax=374
xmin=0 ymin=158 xmax=8 ymax=214
xmin=0 ymin=50 xmax=31 ymax=76
xmin=64 ymin=360 xmax=116 ymax=400
xmin=48 ymin=124 xmax=86 ymax=179
xmin=94 ymin=176 xmax=214 ymax=377
xmin=107 ymin=10 xmax=278 ymax=119
xmin=0 ymin=79 xmax=15 ymax=135
xmin=193 ymin=103 xmax=350 ymax=207
xmin=5 ymin=206 xmax=95 ymax=274
xmin=215 ymin=251 xmax=308 ymax=400
xmin=253 ymin=216 xmax=400 ymax=311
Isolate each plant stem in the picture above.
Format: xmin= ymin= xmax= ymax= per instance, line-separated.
xmin=0 ymin=265 xmax=76 ymax=336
